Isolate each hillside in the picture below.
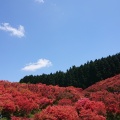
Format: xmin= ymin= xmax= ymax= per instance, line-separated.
xmin=84 ymin=74 xmax=120 ymax=92
xmin=83 ymin=74 xmax=120 ymax=120
xmin=0 ymin=74 xmax=120 ymax=120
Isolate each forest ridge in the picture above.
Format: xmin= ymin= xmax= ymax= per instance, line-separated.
xmin=20 ymin=53 xmax=120 ymax=89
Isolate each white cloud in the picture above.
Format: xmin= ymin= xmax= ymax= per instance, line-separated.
xmin=0 ymin=23 xmax=25 ymax=38
xmin=22 ymin=59 xmax=52 ymax=71
xmin=35 ymin=0 xmax=44 ymax=3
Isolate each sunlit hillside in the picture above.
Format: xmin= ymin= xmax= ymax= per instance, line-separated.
xmin=0 ymin=74 xmax=120 ymax=120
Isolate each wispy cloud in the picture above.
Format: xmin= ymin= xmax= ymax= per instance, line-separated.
xmin=0 ymin=23 xmax=25 ymax=38
xmin=35 ymin=0 xmax=44 ymax=3
xmin=22 ymin=59 xmax=52 ymax=71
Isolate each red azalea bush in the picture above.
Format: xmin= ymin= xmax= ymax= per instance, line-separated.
xmin=0 ymin=81 xmax=40 ymax=117
xmin=0 ymin=92 xmax=16 ymax=117
xmin=14 ymin=95 xmax=39 ymax=115
xmin=37 ymin=97 xmax=53 ymax=109
xmin=75 ymin=98 xmax=106 ymax=120
xmin=58 ymin=98 xmax=72 ymax=106
xmin=34 ymin=105 xmax=79 ymax=120
xmin=86 ymin=90 xmax=120 ymax=114
xmin=11 ymin=116 xmax=33 ymax=120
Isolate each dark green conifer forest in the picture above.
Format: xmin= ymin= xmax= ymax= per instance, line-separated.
xmin=20 ymin=53 xmax=120 ymax=89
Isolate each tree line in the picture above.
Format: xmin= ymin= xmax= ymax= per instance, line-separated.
xmin=20 ymin=53 xmax=120 ymax=89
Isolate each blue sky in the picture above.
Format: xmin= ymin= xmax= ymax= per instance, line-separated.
xmin=0 ymin=0 xmax=120 ymax=82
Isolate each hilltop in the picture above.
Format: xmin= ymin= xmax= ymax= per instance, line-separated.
xmin=20 ymin=53 xmax=120 ymax=89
